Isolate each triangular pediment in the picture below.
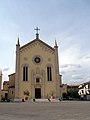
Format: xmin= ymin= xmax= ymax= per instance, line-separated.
xmin=20 ymin=38 xmax=55 ymax=53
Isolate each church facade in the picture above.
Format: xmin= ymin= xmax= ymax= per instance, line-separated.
xmin=15 ymin=29 xmax=61 ymax=100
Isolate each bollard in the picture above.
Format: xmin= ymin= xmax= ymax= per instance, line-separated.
xmin=33 ymin=98 xmax=35 ymax=102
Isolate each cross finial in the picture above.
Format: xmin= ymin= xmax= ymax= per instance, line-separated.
xmin=34 ymin=27 xmax=40 ymax=34
xmin=34 ymin=27 xmax=40 ymax=39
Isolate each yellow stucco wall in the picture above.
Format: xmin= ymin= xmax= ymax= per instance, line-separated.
xmin=17 ymin=40 xmax=58 ymax=99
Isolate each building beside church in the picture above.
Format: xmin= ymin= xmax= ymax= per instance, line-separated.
xmin=78 ymin=81 xmax=90 ymax=100
xmin=15 ymin=28 xmax=62 ymax=100
xmin=8 ymin=73 xmax=15 ymax=100
xmin=1 ymin=73 xmax=15 ymax=101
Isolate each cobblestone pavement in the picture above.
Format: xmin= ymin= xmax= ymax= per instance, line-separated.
xmin=0 ymin=101 xmax=90 ymax=120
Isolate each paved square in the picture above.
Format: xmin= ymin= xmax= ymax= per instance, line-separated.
xmin=0 ymin=101 xmax=90 ymax=120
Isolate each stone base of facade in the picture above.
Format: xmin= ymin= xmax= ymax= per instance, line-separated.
xmin=14 ymin=99 xmax=21 ymax=102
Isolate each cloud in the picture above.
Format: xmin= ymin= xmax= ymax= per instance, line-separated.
xmin=0 ymin=0 xmax=90 ymax=85
xmin=61 ymin=70 xmax=66 ymax=75
xmin=59 ymin=37 xmax=90 ymax=84
xmin=61 ymin=64 xmax=69 ymax=68
xmin=69 ymin=64 xmax=81 ymax=68
xmin=86 ymin=56 xmax=90 ymax=59
xmin=72 ymin=74 xmax=83 ymax=80
xmin=3 ymin=67 xmax=10 ymax=72
xmin=61 ymin=64 xmax=82 ymax=69
xmin=72 ymin=70 xmax=77 ymax=73
xmin=85 ymin=76 xmax=90 ymax=82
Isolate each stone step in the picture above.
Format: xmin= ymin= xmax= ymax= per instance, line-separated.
xmin=27 ymin=98 xmax=61 ymax=102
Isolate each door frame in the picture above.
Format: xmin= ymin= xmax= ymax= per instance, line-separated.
xmin=35 ymin=88 xmax=41 ymax=99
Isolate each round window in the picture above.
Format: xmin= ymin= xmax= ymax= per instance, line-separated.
xmin=34 ymin=57 xmax=41 ymax=63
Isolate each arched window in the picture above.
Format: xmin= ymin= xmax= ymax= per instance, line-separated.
xmin=23 ymin=66 xmax=28 ymax=81
xmin=36 ymin=78 xmax=40 ymax=83
xmin=47 ymin=66 xmax=52 ymax=81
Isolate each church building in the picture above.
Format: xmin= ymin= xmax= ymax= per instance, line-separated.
xmin=15 ymin=28 xmax=61 ymax=100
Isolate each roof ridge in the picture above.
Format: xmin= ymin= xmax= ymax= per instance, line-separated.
xmin=20 ymin=38 xmax=54 ymax=51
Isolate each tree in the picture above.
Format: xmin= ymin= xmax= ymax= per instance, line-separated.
xmin=62 ymin=90 xmax=80 ymax=100
xmin=62 ymin=93 xmax=68 ymax=98
xmin=23 ymin=90 xmax=30 ymax=96
xmin=67 ymin=90 xmax=80 ymax=99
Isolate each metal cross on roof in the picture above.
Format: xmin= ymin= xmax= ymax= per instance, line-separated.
xmin=34 ymin=27 xmax=40 ymax=39
xmin=34 ymin=27 xmax=40 ymax=34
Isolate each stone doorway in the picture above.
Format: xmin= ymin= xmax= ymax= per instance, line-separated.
xmin=35 ymin=88 xmax=41 ymax=99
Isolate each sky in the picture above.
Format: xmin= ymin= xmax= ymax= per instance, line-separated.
xmin=0 ymin=0 xmax=90 ymax=85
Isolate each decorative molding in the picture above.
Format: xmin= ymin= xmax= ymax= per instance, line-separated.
xmin=48 ymin=58 xmax=51 ymax=62
xmin=21 ymin=63 xmax=30 ymax=68
xmin=20 ymin=40 xmax=55 ymax=54
xmin=32 ymin=55 xmax=42 ymax=65
xmin=36 ymin=67 xmax=40 ymax=74
xmin=45 ymin=63 xmax=53 ymax=68
xmin=31 ymin=68 xmax=45 ymax=85
xmin=24 ymin=57 xmax=28 ymax=61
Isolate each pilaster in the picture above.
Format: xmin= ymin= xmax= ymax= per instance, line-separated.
xmin=54 ymin=41 xmax=60 ymax=97
xmin=15 ymin=38 xmax=20 ymax=99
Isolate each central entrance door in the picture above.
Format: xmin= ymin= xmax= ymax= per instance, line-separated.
xmin=35 ymin=88 xmax=41 ymax=98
